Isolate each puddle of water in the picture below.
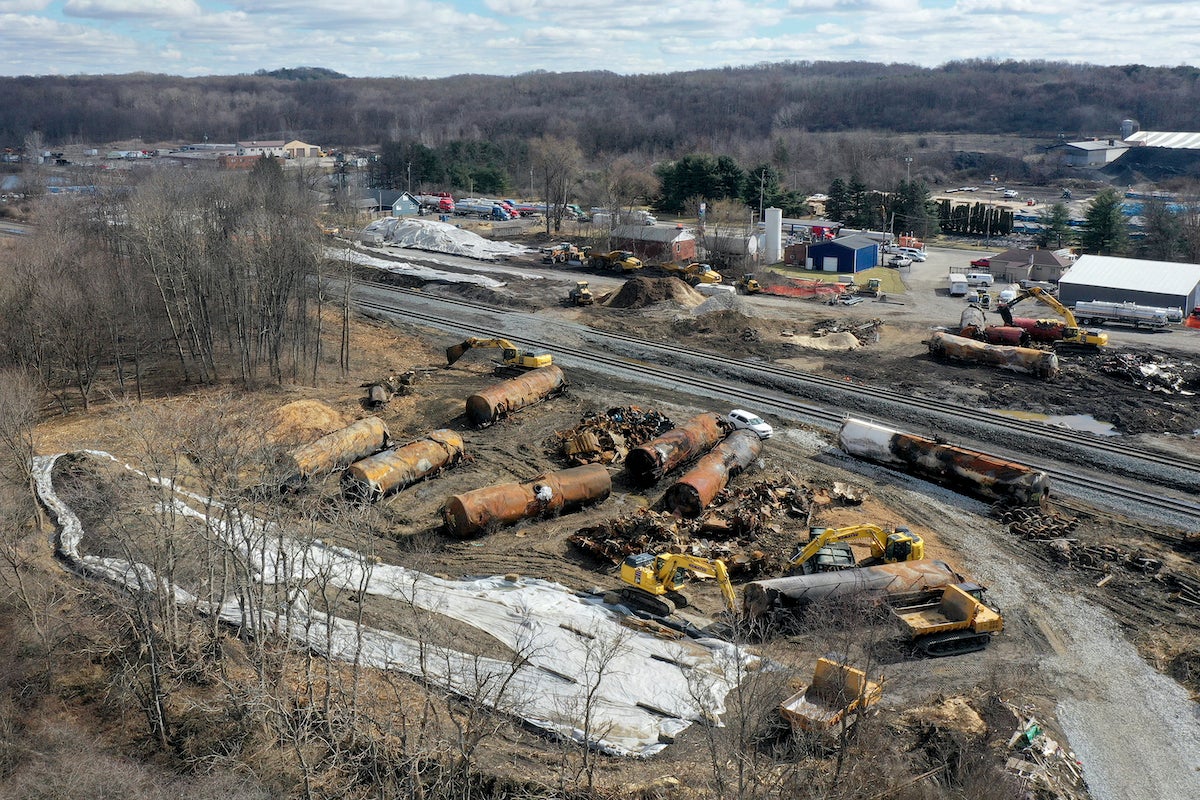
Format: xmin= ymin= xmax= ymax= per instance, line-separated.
xmin=989 ymin=408 xmax=1120 ymax=436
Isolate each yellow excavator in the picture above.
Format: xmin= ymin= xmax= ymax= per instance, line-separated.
xmin=619 ymin=552 xmax=737 ymax=617
xmin=445 ymin=337 xmax=553 ymax=370
xmin=789 ymin=524 xmax=924 ymax=575
xmin=998 ymin=286 xmax=1108 ymax=348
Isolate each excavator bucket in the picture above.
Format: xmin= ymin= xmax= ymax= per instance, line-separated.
xmin=446 ymin=340 xmax=473 ymax=366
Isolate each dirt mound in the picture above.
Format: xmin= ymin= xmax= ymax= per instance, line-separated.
xmin=605 ymin=276 xmax=705 ymax=309
xmin=267 ymin=400 xmax=349 ymax=446
xmin=1101 ymin=147 xmax=1200 ymax=184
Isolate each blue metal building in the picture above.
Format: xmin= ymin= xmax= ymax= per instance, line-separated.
xmin=807 ymin=235 xmax=880 ymax=273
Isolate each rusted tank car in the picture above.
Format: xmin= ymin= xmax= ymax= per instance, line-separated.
xmin=290 ymin=416 xmax=389 ymax=479
xmin=342 ymin=430 xmax=465 ymax=501
xmin=838 ymin=418 xmax=1050 ymax=504
xmin=930 ymin=332 xmax=1059 ymax=378
xmin=465 ymin=366 xmax=566 ymax=427
xmin=1011 ymin=317 xmax=1067 ymax=344
xmin=442 ymin=463 xmax=611 ymax=537
xmin=663 ymin=430 xmax=763 ymax=516
xmin=743 ymin=559 xmax=964 ymax=623
xmin=625 ymin=413 xmax=728 ymax=484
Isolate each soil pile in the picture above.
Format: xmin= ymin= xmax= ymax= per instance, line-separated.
xmin=605 ymin=276 xmax=705 ymax=309
xmin=267 ymin=400 xmax=349 ymax=445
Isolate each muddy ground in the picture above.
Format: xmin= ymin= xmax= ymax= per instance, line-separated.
xmin=36 ymin=235 xmax=1200 ymax=799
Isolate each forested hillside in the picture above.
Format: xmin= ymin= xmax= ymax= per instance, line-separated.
xmin=3 ymin=61 xmax=1200 ymax=155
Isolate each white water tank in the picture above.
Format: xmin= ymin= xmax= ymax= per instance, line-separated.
xmin=765 ymin=207 xmax=783 ymax=263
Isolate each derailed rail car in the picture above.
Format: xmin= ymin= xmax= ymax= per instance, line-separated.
xmin=465 ymin=366 xmax=566 ymax=427
xmin=442 ymin=463 xmax=611 ymax=537
xmin=625 ymin=413 xmax=728 ymax=484
xmin=838 ymin=418 xmax=1049 ymax=505
xmin=663 ymin=430 xmax=763 ymax=516
xmin=743 ymin=559 xmax=964 ymax=623
xmin=930 ymin=331 xmax=1059 ymax=378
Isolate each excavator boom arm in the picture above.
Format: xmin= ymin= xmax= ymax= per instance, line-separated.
xmin=446 ymin=337 xmax=520 ymax=366
xmin=657 ymin=555 xmax=738 ymax=612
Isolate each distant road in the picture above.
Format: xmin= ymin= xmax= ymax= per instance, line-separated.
xmin=0 ymin=220 xmax=31 ymax=238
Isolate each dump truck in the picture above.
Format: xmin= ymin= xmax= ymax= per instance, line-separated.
xmin=888 ymin=583 xmax=1003 ymax=656
xmin=586 ymin=249 xmax=643 ymax=272
xmin=568 ymin=281 xmax=594 ymax=306
xmin=663 ymin=262 xmax=722 ymax=285
xmin=541 ymin=242 xmax=582 ymax=264
xmin=779 ymin=658 xmax=883 ymax=734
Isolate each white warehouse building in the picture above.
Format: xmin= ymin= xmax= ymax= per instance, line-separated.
xmin=1057 ymin=255 xmax=1200 ymax=312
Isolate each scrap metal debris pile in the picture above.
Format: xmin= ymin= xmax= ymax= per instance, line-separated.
xmin=1001 ymin=704 xmax=1088 ymax=800
xmin=569 ymin=478 xmax=815 ymax=577
xmin=546 ymin=406 xmax=673 ymax=466
xmin=812 ymin=317 xmax=883 ymax=344
xmin=1097 ymin=352 xmax=1199 ymax=394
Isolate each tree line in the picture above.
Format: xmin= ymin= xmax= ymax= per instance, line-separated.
xmin=3 ymin=60 xmax=1200 ymax=157
xmin=0 ymin=157 xmax=337 ymax=412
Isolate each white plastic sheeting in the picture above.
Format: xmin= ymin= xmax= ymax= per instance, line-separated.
xmin=34 ymin=451 xmax=751 ymax=757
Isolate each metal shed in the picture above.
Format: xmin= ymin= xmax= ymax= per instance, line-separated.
xmin=1058 ymin=255 xmax=1200 ymax=311
xmin=807 ymin=235 xmax=880 ymax=273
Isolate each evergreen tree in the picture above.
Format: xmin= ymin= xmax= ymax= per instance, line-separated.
xmin=653 ymin=153 xmax=746 ymax=214
xmin=825 ymin=178 xmax=849 ymax=222
xmin=1080 ymin=188 xmax=1129 ymax=255
xmin=847 ymin=175 xmax=870 ymax=228
xmin=1035 ymin=202 xmax=1074 ymax=250
xmin=1138 ymin=196 xmax=1183 ymax=261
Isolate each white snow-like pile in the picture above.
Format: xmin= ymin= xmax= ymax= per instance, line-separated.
xmin=35 ymin=451 xmax=752 ymax=757
xmin=329 ymin=248 xmax=507 ymax=289
xmin=692 ymin=290 xmax=759 ymax=317
xmin=363 ymin=217 xmax=530 ymax=261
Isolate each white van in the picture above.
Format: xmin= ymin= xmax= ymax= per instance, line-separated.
xmin=948 ymin=273 xmax=969 ymax=297
xmin=966 ymin=272 xmax=994 ymax=287
xmin=896 ymin=247 xmax=927 ymax=262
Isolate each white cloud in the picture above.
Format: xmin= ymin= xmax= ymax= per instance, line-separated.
xmin=0 ymin=0 xmax=51 ymax=11
xmin=64 ymin=0 xmax=201 ymax=19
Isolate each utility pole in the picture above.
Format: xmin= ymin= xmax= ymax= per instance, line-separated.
xmin=406 ymin=161 xmax=411 ymax=192
xmin=904 ymin=157 xmax=913 ymax=183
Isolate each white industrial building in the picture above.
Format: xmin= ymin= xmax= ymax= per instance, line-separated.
xmin=1061 ymin=139 xmax=1130 ymax=167
xmin=1057 ymin=255 xmax=1200 ymax=312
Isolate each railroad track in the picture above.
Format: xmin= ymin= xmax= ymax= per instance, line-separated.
xmin=353 ymin=280 xmax=1200 ymax=525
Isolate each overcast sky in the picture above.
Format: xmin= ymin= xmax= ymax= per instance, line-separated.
xmin=2 ymin=0 xmax=1198 ymax=78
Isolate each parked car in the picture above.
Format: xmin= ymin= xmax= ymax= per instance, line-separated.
xmin=896 ymin=247 xmax=926 ymax=262
xmin=970 ymin=257 xmax=991 ymax=268
xmin=1002 ymin=189 xmax=1019 ymax=199
xmin=728 ymin=409 xmax=773 ymax=439
xmin=888 ymin=254 xmax=912 ymax=267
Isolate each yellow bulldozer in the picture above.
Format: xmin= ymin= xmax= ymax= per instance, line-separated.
xmin=445 ymin=337 xmax=552 ymax=370
xmin=736 ymin=274 xmax=763 ymax=294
